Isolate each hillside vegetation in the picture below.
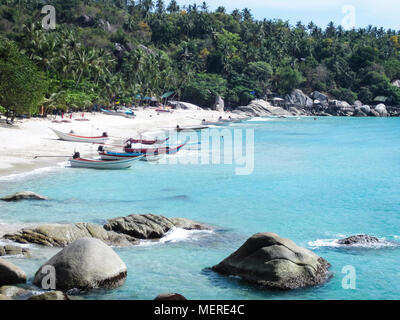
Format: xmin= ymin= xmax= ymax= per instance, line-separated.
xmin=1 ymin=0 xmax=400 ymax=117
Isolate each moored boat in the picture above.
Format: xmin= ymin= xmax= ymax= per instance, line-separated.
xmin=69 ymin=152 xmax=143 ymax=169
xmin=50 ymin=128 xmax=109 ymax=143
xmin=126 ymin=137 xmax=169 ymax=145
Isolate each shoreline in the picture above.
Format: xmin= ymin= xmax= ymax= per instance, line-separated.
xmin=0 ymin=108 xmax=227 ymax=179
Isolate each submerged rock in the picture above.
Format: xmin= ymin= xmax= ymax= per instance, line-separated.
xmin=155 ymin=293 xmax=187 ymax=300
xmin=337 ymin=234 xmax=380 ymax=245
xmin=104 ymin=214 xmax=209 ymax=239
xmin=0 ymin=245 xmax=31 ymax=257
xmin=0 ymin=191 xmax=48 ymax=202
xmin=33 ymin=238 xmax=127 ymax=291
xmin=28 ymin=291 xmax=70 ymax=300
xmin=0 ymin=259 xmax=27 ymax=286
xmin=212 ymin=232 xmax=330 ymax=290
xmin=3 ymin=223 xmax=137 ymax=247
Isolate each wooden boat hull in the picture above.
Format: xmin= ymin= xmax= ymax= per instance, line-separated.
xmin=69 ymin=156 xmax=143 ymax=169
xmin=176 ymin=126 xmax=208 ymax=132
xmin=124 ymin=141 xmax=188 ymax=155
xmin=51 ymin=128 xmax=108 ymax=143
xmin=101 ymin=141 xmax=188 ymax=162
xmin=127 ymin=137 xmax=169 ymax=145
xmin=101 ymin=109 xmax=135 ymax=118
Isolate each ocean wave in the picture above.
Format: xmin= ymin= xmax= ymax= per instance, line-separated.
xmin=247 ymin=117 xmax=274 ymax=122
xmin=138 ymin=227 xmax=214 ymax=247
xmin=0 ymin=161 xmax=66 ymax=182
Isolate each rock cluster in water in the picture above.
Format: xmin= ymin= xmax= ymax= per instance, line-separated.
xmin=337 ymin=234 xmax=380 ymax=245
xmin=3 ymin=214 xmax=209 ymax=247
xmin=0 ymin=244 xmax=30 ymax=257
xmin=232 ymin=89 xmax=398 ymax=117
xmin=212 ymin=232 xmax=331 ymax=290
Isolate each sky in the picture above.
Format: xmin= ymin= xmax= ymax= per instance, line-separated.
xmin=177 ymin=0 xmax=400 ymax=30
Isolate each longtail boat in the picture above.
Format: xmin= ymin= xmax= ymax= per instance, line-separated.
xmin=126 ymin=137 xmax=169 ymax=145
xmin=99 ymin=140 xmax=188 ymax=162
xmin=101 ymin=108 xmax=135 ymax=118
xmin=123 ymin=140 xmax=188 ymax=155
xmin=69 ymin=152 xmax=144 ymax=169
xmin=50 ymin=128 xmax=109 ymax=143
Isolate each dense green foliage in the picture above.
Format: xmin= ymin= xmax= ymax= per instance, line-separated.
xmin=1 ymin=0 xmax=400 ymax=116
xmin=0 ymin=36 xmax=47 ymax=119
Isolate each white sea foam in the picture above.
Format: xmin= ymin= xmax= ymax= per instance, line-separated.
xmin=138 ymin=227 xmax=214 ymax=247
xmin=247 ymin=117 xmax=274 ymax=122
xmin=0 ymin=161 xmax=67 ymax=182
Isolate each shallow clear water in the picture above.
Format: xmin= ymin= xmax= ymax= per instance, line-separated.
xmin=1 ymin=117 xmax=400 ymax=299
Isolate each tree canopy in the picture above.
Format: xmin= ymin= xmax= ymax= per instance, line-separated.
xmin=1 ymin=0 xmax=400 ymax=114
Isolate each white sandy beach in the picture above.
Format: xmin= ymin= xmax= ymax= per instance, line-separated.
xmin=0 ymin=108 xmax=229 ymax=178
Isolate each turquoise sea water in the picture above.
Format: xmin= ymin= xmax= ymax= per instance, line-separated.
xmin=1 ymin=117 xmax=400 ymax=300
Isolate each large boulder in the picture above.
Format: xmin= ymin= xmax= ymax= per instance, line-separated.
xmin=33 ymin=238 xmax=127 ymax=290
xmin=353 ymin=108 xmax=368 ymax=117
xmin=354 ymin=100 xmax=363 ymax=107
xmin=236 ymin=99 xmax=291 ymax=117
xmin=104 ymin=214 xmax=208 ymax=240
xmin=212 ymin=232 xmax=330 ymax=290
xmin=359 ymin=105 xmax=371 ymax=114
xmin=3 ymin=223 xmax=137 ymax=247
xmin=337 ymin=234 xmax=380 ymax=245
xmin=392 ymin=80 xmax=400 ymax=88
xmin=0 ymin=259 xmax=27 ymax=286
xmin=374 ymin=104 xmax=388 ymax=117
xmin=213 ymin=96 xmax=224 ymax=112
xmin=285 ymin=89 xmax=313 ymax=108
xmin=155 ymin=293 xmax=187 ymax=300
xmin=75 ymin=15 xmax=94 ymax=27
xmin=0 ymin=294 xmax=12 ymax=300
xmin=0 ymin=191 xmax=47 ymax=202
xmin=0 ymin=245 xmax=30 ymax=257
xmin=311 ymin=91 xmax=329 ymax=103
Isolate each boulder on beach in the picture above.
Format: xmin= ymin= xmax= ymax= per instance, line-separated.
xmin=3 ymin=223 xmax=137 ymax=247
xmin=0 ymin=245 xmax=31 ymax=257
xmin=0 ymin=191 xmax=48 ymax=202
xmin=311 ymin=91 xmax=329 ymax=103
xmin=285 ymin=89 xmax=313 ymax=108
xmin=374 ymin=104 xmax=388 ymax=117
xmin=212 ymin=232 xmax=331 ymax=290
xmin=235 ymin=99 xmax=291 ymax=117
xmin=155 ymin=293 xmax=187 ymax=300
xmin=104 ymin=214 xmax=209 ymax=240
xmin=33 ymin=238 xmax=127 ymax=290
xmin=337 ymin=234 xmax=380 ymax=245
xmin=0 ymin=258 xmax=27 ymax=286
xmin=213 ymin=95 xmax=225 ymax=112
xmin=28 ymin=291 xmax=70 ymax=300
xmin=353 ymin=108 xmax=368 ymax=117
